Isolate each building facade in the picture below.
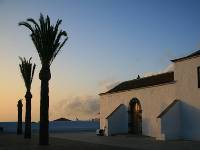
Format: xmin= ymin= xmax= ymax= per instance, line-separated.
xmin=100 ymin=50 xmax=200 ymax=140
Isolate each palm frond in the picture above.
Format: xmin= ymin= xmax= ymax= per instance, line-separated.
xmin=19 ymin=14 xmax=68 ymax=67
xmin=19 ymin=57 xmax=36 ymax=91
xmin=27 ymin=18 xmax=41 ymax=32
xmin=18 ymin=22 xmax=34 ymax=33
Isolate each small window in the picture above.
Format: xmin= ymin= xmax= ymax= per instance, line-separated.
xmin=197 ymin=67 xmax=200 ymax=88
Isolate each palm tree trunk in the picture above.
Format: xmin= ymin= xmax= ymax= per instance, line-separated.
xmin=24 ymin=91 xmax=32 ymax=139
xmin=17 ymin=100 xmax=23 ymax=135
xmin=39 ymin=66 xmax=51 ymax=145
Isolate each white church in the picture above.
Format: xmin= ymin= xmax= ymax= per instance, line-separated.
xmin=99 ymin=50 xmax=200 ymax=140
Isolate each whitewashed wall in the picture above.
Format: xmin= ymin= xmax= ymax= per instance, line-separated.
xmin=100 ymin=82 xmax=176 ymax=138
xmin=160 ymin=101 xmax=181 ymax=140
xmin=174 ymin=56 xmax=200 ymax=140
xmin=0 ymin=121 xmax=99 ymax=133
xmin=106 ymin=104 xmax=128 ymax=136
xmin=100 ymin=55 xmax=200 ymax=140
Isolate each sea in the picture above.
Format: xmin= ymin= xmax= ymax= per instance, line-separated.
xmin=0 ymin=121 xmax=99 ymax=133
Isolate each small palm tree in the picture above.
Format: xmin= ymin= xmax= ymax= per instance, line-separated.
xmin=19 ymin=57 xmax=36 ymax=139
xmin=17 ymin=99 xmax=23 ymax=135
xmin=19 ymin=14 xmax=68 ymax=145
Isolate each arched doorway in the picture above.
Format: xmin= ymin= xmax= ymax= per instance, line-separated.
xmin=128 ymin=98 xmax=142 ymax=134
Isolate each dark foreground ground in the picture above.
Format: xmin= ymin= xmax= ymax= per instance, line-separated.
xmin=0 ymin=133 xmax=133 ymax=150
xmin=51 ymin=132 xmax=200 ymax=150
xmin=1 ymin=133 xmax=200 ymax=150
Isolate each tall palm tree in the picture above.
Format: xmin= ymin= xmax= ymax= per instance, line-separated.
xmin=17 ymin=99 xmax=23 ymax=135
xmin=19 ymin=14 xmax=68 ymax=145
xmin=19 ymin=57 xmax=36 ymax=139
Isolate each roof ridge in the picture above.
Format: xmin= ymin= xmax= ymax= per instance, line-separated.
xmin=135 ymin=71 xmax=174 ymax=81
xmin=171 ymin=49 xmax=200 ymax=62
xmin=100 ymin=72 xmax=174 ymax=95
xmin=120 ymin=71 xmax=174 ymax=85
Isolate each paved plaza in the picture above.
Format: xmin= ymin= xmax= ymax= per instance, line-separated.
xmin=51 ymin=132 xmax=200 ymax=150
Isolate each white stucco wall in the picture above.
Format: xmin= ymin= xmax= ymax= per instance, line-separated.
xmin=160 ymin=101 xmax=181 ymax=140
xmin=106 ymin=104 xmax=128 ymax=136
xmin=174 ymin=56 xmax=200 ymax=140
xmin=100 ymin=55 xmax=200 ymax=140
xmin=100 ymin=82 xmax=176 ymax=138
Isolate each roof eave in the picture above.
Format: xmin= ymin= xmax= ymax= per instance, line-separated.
xmin=171 ymin=54 xmax=200 ymax=62
xmin=99 ymin=81 xmax=176 ymax=96
xmin=99 ymin=93 xmax=105 ymax=96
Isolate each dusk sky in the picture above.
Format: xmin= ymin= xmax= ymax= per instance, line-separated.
xmin=1 ymin=0 xmax=200 ymax=121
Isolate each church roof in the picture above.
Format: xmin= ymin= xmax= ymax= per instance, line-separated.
xmin=100 ymin=72 xmax=174 ymax=95
xmin=171 ymin=50 xmax=200 ymax=62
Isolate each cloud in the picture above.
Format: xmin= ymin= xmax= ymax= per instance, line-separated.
xmin=53 ymin=95 xmax=99 ymax=120
xmin=51 ymin=78 xmax=121 ymax=120
xmin=143 ymin=63 xmax=174 ymax=77
xmin=52 ymin=79 xmax=121 ymax=121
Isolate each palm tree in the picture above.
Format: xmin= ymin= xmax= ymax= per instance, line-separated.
xmin=19 ymin=14 xmax=68 ymax=145
xmin=17 ymin=99 xmax=23 ymax=135
xmin=19 ymin=57 xmax=36 ymax=139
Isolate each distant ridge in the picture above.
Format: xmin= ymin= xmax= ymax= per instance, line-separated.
xmin=53 ymin=117 xmax=71 ymax=122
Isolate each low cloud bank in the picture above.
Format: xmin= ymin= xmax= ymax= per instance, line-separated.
xmin=53 ymin=79 xmax=121 ymax=120
xmin=54 ymin=95 xmax=99 ymax=120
